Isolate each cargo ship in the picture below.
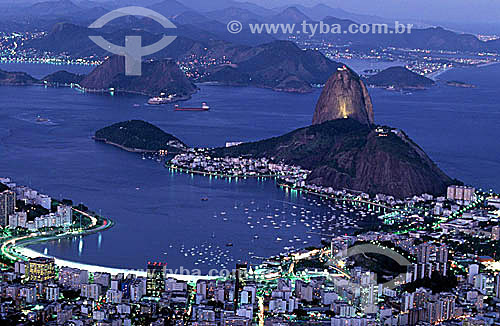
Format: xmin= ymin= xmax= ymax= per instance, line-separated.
xmin=174 ymin=102 xmax=210 ymax=111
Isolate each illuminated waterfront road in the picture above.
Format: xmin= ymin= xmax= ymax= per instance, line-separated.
xmin=73 ymin=207 xmax=98 ymax=228
xmin=169 ymin=165 xmax=401 ymax=214
xmin=0 ymin=208 xmax=113 ymax=264
xmin=1 ymin=210 xmax=216 ymax=282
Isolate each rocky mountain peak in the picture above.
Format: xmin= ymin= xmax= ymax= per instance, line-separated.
xmin=312 ymin=66 xmax=374 ymax=126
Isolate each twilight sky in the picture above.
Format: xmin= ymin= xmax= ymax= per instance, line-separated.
xmin=9 ymin=0 xmax=500 ymax=25
xmin=248 ymin=0 xmax=500 ymax=23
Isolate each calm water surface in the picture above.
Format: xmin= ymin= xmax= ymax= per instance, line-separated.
xmin=0 ymin=62 xmax=499 ymax=271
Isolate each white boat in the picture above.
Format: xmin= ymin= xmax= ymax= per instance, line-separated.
xmin=147 ymin=95 xmax=175 ymax=105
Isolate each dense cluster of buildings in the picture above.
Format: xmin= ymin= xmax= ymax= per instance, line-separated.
xmin=0 ymin=32 xmax=100 ymax=67
xmin=447 ymin=186 xmax=476 ymax=205
xmin=0 ymin=182 xmax=497 ymax=325
xmin=306 ymin=39 xmax=498 ymax=79
xmin=0 ymin=177 xmax=72 ymax=231
xmin=1 ymin=232 xmax=498 ymax=325
xmin=9 ymin=205 xmax=72 ymax=231
xmin=170 ymin=149 xmax=310 ymax=185
xmin=163 ymin=154 xmax=500 ymax=324
xmin=0 ymin=188 xmax=16 ymax=227
xmin=1 ymin=177 xmax=499 ymax=326
xmin=177 ymin=53 xmax=233 ymax=80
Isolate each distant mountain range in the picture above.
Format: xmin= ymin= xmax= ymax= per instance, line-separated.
xmin=13 ymin=1 xmax=499 ymax=55
xmin=147 ymin=0 xmax=193 ymax=17
xmin=200 ymin=40 xmax=344 ymax=92
xmin=31 ymin=40 xmax=343 ymax=94
xmin=0 ymin=0 xmax=497 ymax=36
xmin=204 ymin=7 xmax=264 ymax=23
xmin=24 ymin=22 xmax=238 ymax=57
xmin=308 ymin=17 xmax=500 ymax=52
xmin=8 ymin=0 xmax=500 ymax=96
xmin=23 ymin=22 xmax=344 ymax=93
xmin=273 ymin=4 xmax=391 ymax=24
xmin=0 ymin=0 xmax=109 ymax=28
xmin=1 ymin=0 xmax=497 ymax=50
xmin=2 ymin=0 xmax=496 ymax=55
xmin=270 ymin=7 xmax=310 ymax=23
xmin=23 ymin=13 xmax=498 ymax=93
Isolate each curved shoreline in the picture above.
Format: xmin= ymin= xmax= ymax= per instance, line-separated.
xmin=167 ymin=164 xmax=277 ymax=179
xmin=4 ymin=212 xmax=214 ymax=281
xmin=15 ymin=247 xmax=213 ymax=281
xmin=7 ymin=171 xmax=394 ymax=280
xmin=427 ymin=67 xmax=454 ymax=81
xmin=2 ymin=209 xmax=113 ymax=263
xmin=72 ymin=83 xmax=195 ymax=101
xmin=168 ymin=164 xmax=399 ymax=213
xmin=93 ymin=137 xmax=157 ymax=153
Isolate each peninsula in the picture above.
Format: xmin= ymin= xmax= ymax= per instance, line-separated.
xmin=212 ymin=119 xmax=454 ymax=198
xmin=42 ymin=70 xmax=85 ymax=86
xmin=365 ymin=66 xmax=435 ymax=89
xmin=94 ymin=120 xmax=187 ymax=153
xmin=446 ymin=80 xmax=476 ymax=88
xmin=0 ymin=69 xmax=38 ymax=86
